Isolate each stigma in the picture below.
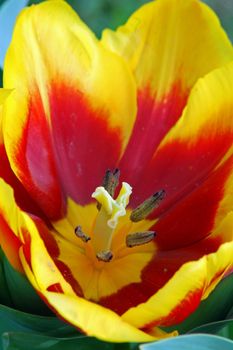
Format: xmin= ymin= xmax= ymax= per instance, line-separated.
xmin=92 ymin=181 xmax=132 ymax=229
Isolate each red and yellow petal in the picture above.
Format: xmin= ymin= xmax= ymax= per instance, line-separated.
xmin=121 ymin=221 xmax=233 ymax=329
xmin=19 ymin=202 xmax=232 ymax=337
xmin=0 ymin=90 xmax=47 ymax=220
xmin=3 ymin=0 xmax=136 ymax=219
xmin=98 ymin=216 xmax=232 ymax=316
xmin=130 ymin=61 xmax=233 ymax=215
xmin=19 ymin=213 xmax=177 ymax=342
xmin=102 ymin=0 xmax=233 ymax=184
xmin=93 ymin=151 xmax=233 ymax=315
xmin=98 ymin=140 xmax=233 ymax=316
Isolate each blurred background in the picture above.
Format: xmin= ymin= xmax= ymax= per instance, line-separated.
xmin=0 ymin=0 xmax=232 ymax=72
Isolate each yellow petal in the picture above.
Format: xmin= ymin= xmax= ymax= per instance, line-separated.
xmin=0 ymin=178 xmax=23 ymax=271
xmin=0 ymin=89 xmax=12 ymax=140
xmin=0 ymin=89 xmax=12 ymax=105
xmin=102 ymin=0 xmax=233 ymax=98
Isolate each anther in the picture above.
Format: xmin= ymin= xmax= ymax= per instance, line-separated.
xmin=74 ymin=226 xmax=90 ymax=243
xmin=103 ymin=168 xmax=120 ymax=197
xmin=126 ymin=231 xmax=156 ymax=248
xmin=96 ymin=250 xmax=113 ymax=262
xmin=130 ymin=190 xmax=165 ymax=222
xmin=97 ymin=169 xmax=120 ymax=210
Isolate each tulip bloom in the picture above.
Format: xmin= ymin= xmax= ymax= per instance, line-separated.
xmin=0 ymin=0 xmax=233 ymax=343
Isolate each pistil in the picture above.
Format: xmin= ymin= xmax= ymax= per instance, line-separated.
xmin=91 ymin=181 xmax=132 ymax=261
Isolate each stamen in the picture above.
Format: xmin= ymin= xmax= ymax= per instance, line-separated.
xmin=130 ymin=190 xmax=165 ymax=222
xmin=103 ymin=168 xmax=120 ymax=197
xmin=126 ymin=231 xmax=156 ymax=247
xmin=74 ymin=226 xmax=90 ymax=243
xmin=96 ymin=250 xmax=113 ymax=262
xmin=97 ymin=169 xmax=120 ymax=210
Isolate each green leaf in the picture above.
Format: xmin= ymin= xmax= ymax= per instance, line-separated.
xmin=188 ymin=319 xmax=233 ymax=336
xmin=1 ymin=333 xmax=114 ymax=350
xmin=1 ymin=250 xmax=50 ymax=315
xmin=0 ymin=304 xmax=78 ymax=337
xmin=113 ymin=343 xmax=139 ymax=350
xmin=162 ymin=274 xmax=233 ymax=334
xmin=0 ymin=256 xmax=12 ymax=307
xmin=140 ymin=334 xmax=233 ymax=350
xmin=0 ymin=305 xmax=140 ymax=350
xmin=218 ymin=323 xmax=233 ymax=340
xmin=226 ymin=304 xmax=233 ymax=318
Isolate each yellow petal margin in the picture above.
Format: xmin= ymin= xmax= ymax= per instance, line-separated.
xmin=102 ymin=0 xmax=233 ymax=98
xmin=3 ymin=0 xmax=136 ymax=177
xmin=159 ymin=61 xmax=233 ymax=145
xmin=0 ymin=178 xmax=22 ymax=270
xmin=0 ymin=89 xmax=11 ymax=106
xmin=0 ymin=89 xmax=11 ymax=139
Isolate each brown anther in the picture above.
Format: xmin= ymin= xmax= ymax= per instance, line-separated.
xmin=96 ymin=250 xmax=113 ymax=262
xmin=103 ymin=168 xmax=120 ymax=197
xmin=97 ymin=168 xmax=120 ymax=210
xmin=126 ymin=231 xmax=156 ymax=248
xmin=74 ymin=226 xmax=90 ymax=243
xmin=130 ymin=190 xmax=165 ymax=222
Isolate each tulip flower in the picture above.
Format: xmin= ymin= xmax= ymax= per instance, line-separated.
xmin=0 ymin=0 xmax=233 ymax=344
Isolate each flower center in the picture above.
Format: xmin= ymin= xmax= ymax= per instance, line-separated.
xmin=74 ymin=169 xmax=165 ymax=262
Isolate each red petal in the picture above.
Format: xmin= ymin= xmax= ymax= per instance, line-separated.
xmin=0 ymin=145 xmax=49 ymax=220
xmin=130 ymin=133 xmax=232 ymax=212
xmin=49 ymin=83 xmax=123 ymax=205
xmin=0 ymin=214 xmax=22 ymax=271
xmin=153 ymin=153 xmax=233 ymax=250
xmin=119 ymin=83 xmax=188 ymax=184
xmin=14 ymin=89 xmax=66 ymax=220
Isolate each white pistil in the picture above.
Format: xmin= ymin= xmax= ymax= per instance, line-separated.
xmin=91 ymin=182 xmax=132 ymax=258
